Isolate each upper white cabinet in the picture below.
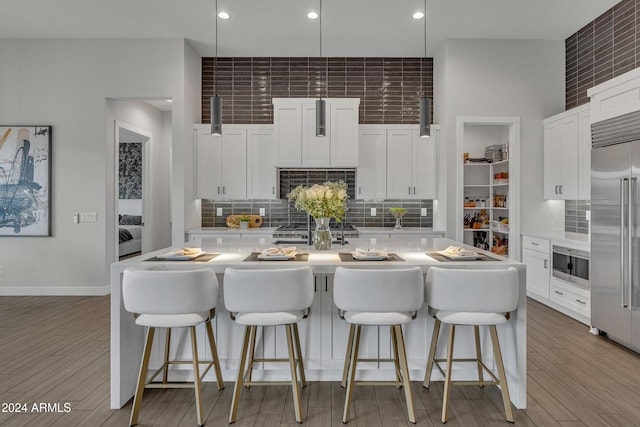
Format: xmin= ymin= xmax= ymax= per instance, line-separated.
xmin=247 ymin=127 xmax=278 ymax=199
xmin=386 ymin=128 xmax=437 ymax=199
xmin=194 ymin=126 xmax=247 ymax=200
xmin=543 ymin=105 xmax=590 ymax=200
xmin=356 ymin=127 xmax=387 ymax=199
xmin=274 ymin=98 xmax=360 ymax=167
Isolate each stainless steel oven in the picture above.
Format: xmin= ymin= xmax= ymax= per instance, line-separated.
xmin=552 ymin=245 xmax=590 ymax=290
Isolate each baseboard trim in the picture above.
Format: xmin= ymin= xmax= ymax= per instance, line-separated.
xmin=0 ymin=285 xmax=111 ymax=296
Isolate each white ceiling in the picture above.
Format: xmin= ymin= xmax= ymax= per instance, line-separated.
xmin=1 ymin=0 xmax=621 ymax=57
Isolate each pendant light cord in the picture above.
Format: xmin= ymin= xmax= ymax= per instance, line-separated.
xmin=423 ymin=0 xmax=427 ymax=97
xmin=319 ymin=0 xmax=324 ymax=100
xmin=214 ymin=0 xmax=218 ymax=96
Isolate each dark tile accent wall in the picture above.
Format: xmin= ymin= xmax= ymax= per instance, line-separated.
xmin=201 ymin=199 xmax=434 ymax=229
xmin=202 ymin=57 xmax=434 ymax=125
xmin=278 ymin=169 xmax=357 ymax=199
xmin=565 ymin=200 xmax=590 ymax=234
xmin=566 ymin=0 xmax=639 ymax=109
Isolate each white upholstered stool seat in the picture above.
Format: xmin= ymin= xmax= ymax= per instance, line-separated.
xmin=122 ymin=267 xmax=224 ymax=427
xmin=423 ymin=266 xmax=519 ymax=424
xmin=334 ymin=267 xmax=424 ymax=424
xmin=224 ymin=266 xmax=314 ymax=424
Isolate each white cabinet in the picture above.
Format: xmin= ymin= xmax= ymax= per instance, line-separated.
xmin=194 ymin=126 xmax=247 ymax=200
xmin=273 ymin=98 xmax=360 ymax=167
xmin=543 ymin=105 xmax=590 ymax=200
xmin=386 ymin=128 xmax=437 ymax=199
xmin=356 ymin=127 xmax=387 ymax=199
xmin=549 ymin=277 xmax=590 ymax=319
xmin=522 ymin=236 xmax=551 ymax=299
xmin=247 ymin=127 xmax=277 ymax=199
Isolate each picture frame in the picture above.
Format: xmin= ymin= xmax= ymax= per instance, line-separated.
xmin=0 ymin=125 xmax=52 ymax=236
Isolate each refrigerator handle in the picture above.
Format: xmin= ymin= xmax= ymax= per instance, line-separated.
xmin=630 ymin=177 xmax=637 ymax=310
xmin=622 ymin=178 xmax=629 ymax=308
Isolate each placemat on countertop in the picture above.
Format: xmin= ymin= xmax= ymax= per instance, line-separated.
xmin=426 ymin=252 xmax=501 ymax=262
xmin=338 ymin=253 xmax=405 ymax=262
xmin=144 ymin=253 xmax=220 ymax=262
xmin=243 ymin=252 xmax=309 ymax=262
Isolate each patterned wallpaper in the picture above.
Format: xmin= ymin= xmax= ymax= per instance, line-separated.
xmin=202 ymin=57 xmax=433 ymax=125
xmin=119 ymin=143 xmax=142 ymax=199
xmin=566 ymin=0 xmax=639 ymax=109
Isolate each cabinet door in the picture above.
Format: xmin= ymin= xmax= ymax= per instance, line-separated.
xmin=356 ymin=128 xmax=387 ymax=199
xmin=558 ymin=116 xmax=579 ymax=199
xmin=578 ymin=109 xmax=591 ymax=200
xmin=523 ymin=248 xmax=550 ymax=299
xmin=247 ymin=128 xmax=277 ymax=199
xmin=220 ymin=130 xmax=247 ymax=200
xmin=302 ymin=102 xmax=331 ymax=166
xmin=195 ymin=128 xmax=222 ymax=199
xmin=386 ymin=130 xmax=414 ymax=199
xmin=543 ymin=121 xmax=562 ymax=199
xmin=330 ymin=103 xmax=359 ymax=166
xmin=412 ymin=130 xmax=437 ymax=199
xmin=274 ymin=103 xmax=302 ymax=166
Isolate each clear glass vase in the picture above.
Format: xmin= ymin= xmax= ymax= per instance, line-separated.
xmin=313 ymin=217 xmax=332 ymax=250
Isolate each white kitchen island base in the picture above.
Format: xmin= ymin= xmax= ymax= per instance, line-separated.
xmin=111 ymin=237 xmax=526 ymax=411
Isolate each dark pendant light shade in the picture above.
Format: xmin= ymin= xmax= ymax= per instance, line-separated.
xmin=210 ymin=95 xmax=222 ymax=136
xmin=316 ymin=98 xmax=326 ymax=137
xmin=419 ymin=97 xmax=431 ymax=138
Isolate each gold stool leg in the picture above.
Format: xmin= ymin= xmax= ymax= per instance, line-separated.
xmin=292 ymin=323 xmax=307 ymax=388
xmin=245 ymin=325 xmax=257 ymax=388
xmin=442 ymin=324 xmax=456 ymax=424
xmin=130 ymin=327 xmax=155 ymax=427
xmin=286 ymin=324 xmax=303 ymax=422
xmin=190 ymin=326 xmax=205 ymax=426
xmin=163 ymin=328 xmax=171 ymax=389
xmin=343 ymin=324 xmax=361 ymax=424
xmin=394 ymin=325 xmax=416 ymax=424
xmin=490 ymin=325 xmax=514 ymax=423
xmin=205 ymin=320 xmax=225 ymax=390
xmin=341 ymin=324 xmax=355 ymax=388
xmin=229 ymin=325 xmax=251 ymax=424
xmin=423 ymin=319 xmax=441 ymax=389
xmin=391 ymin=325 xmax=402 ymax=388
xmin=474 ymin=325 xmax=485 ymax=388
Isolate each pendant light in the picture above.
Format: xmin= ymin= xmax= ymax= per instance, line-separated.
xmin=316 ymin=0 xmax=326 ymax=137
xmin=210 ymin=0 xmax=222 ymax=136
xmin=419 ymin=0 xmax=431 ymax=138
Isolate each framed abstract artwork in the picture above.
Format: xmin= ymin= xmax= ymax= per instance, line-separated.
xmin=0 ymin=126 xmax=52 ymax=236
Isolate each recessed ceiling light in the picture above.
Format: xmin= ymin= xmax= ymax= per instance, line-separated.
xmin=218 ymin=11 xmax=230 ymax=19
xmin=307 ymin=11 xmax=319 ymax=19
xmin=165 ymin=99 xmax=173 ymax=103
xmin=412 ymin=11 xmax=425 ymax=19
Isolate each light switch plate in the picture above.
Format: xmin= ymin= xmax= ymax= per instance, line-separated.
xmin=585 ymin=210 xmax=591 ymax=221
xmin=421 ymin=208 xmax=427 ymax=216
xmin=79 ymin=212 xmax=97 ymax=222
xmin=370 ymin=208 xmax=376 ymax=216
xmin=216 ymin=208 xmax=223 ymax=216
xmin=259 ymin=208 xmax=266 ymax=216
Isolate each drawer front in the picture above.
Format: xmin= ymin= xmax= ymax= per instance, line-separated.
xmin=550 ymin=277 xmax=590 ymax=318
xmin=523 ymin=236 xmax=550 ymax=253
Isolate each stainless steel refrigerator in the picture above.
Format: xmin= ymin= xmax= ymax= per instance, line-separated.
xmin=591 ymin=111 xmax=640 ymax=353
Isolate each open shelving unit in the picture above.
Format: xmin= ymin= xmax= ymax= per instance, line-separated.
xmin=456 ymin=117 xmax=520 ymax=259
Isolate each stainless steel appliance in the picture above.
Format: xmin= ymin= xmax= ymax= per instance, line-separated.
xmin=591 ymin=110 xmax=640 ymax=352
xmin=272 ymin=224 xmax=358 ymax=245
xmin=552 ymin=245 xmax=590 ymax=290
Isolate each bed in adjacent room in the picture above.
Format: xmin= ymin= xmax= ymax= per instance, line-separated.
xmin=118 ymin=214 xmax=142 ymax=258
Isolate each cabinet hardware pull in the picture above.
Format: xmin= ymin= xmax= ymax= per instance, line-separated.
xmin=413 ymin=186 xmax=416 ymax=195
xmin=531 ymin=242 xmax=538 ymax=246
xmin=314 ymin=278 xmax=317 ymax=293
xmin=272 ymin=187 xmax=275 ymax=194
xmin=559 ymin=185 xmax=563 ymax=194
xmin=358 ymin=186 xmax=362 ymax=194
xmin=223 ymin=186 xmax=226 ymax=194
xmin=554 ymin=290 xmax=564 ymax=296
xmin=325 ymin=277 xmax=328 ymax=293
xmin=554 ymin=185 xmax=558 ymax=194
xmin=217 ymin=186 xmax=221 ymax=194
xmin=576 ymin=299 xmax=586 ymax=305
xmin=544 ymin=259 xmax=548 ymax=269
xmin=408 ymin=186 xmax=411 ymax=195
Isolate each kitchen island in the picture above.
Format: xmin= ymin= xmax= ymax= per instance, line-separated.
xmin=111 ymin=237 xmax=526 ymax=410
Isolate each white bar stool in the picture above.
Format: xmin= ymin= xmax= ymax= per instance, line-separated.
xmin=334 ymin=266 xmax=424 ymax=424
xmin=223 ymin=266 xmax=314 ymax=424
xmin=423 ymin=266 xmax=519 ymax=423
xmin=122 ymin=267 xmax=224 ymax=427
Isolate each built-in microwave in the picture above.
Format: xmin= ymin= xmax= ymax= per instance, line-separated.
xmin=552 ymin=245 xmax=590 ymax=290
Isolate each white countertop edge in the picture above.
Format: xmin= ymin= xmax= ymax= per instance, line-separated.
xmin=521 ymin=230 xmax=590 ymax=252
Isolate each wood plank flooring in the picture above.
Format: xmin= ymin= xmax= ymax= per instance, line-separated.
xmin=0 ymin=296 xmax=639 ymax=426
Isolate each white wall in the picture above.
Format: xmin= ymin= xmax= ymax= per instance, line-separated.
xmin=0 ymin=38 xmax=197 ymax=294
xmin=435 ymin=39 xmax=567 ymax=249
xmin=108 ymin=99 xmax=172 ymax=254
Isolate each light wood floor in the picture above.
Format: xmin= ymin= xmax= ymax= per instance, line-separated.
xmin=1 ymin=296 xmax=639 ymax=426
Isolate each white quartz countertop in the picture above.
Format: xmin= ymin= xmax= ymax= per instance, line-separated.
xmin=521 ymin=230 xmax=590 ymax=252
xmin=187 ymin=227 xmax=277 ymax=234
xmin=357 ymin=227 xmax=446 ymax=235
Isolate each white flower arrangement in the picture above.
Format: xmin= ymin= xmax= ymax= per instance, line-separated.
xmin=287 ymin=180 xmax=348 ymax=221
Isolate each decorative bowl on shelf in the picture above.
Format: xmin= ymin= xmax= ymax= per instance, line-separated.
xmin=389 ymin=207 xmax=407 ymax=230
